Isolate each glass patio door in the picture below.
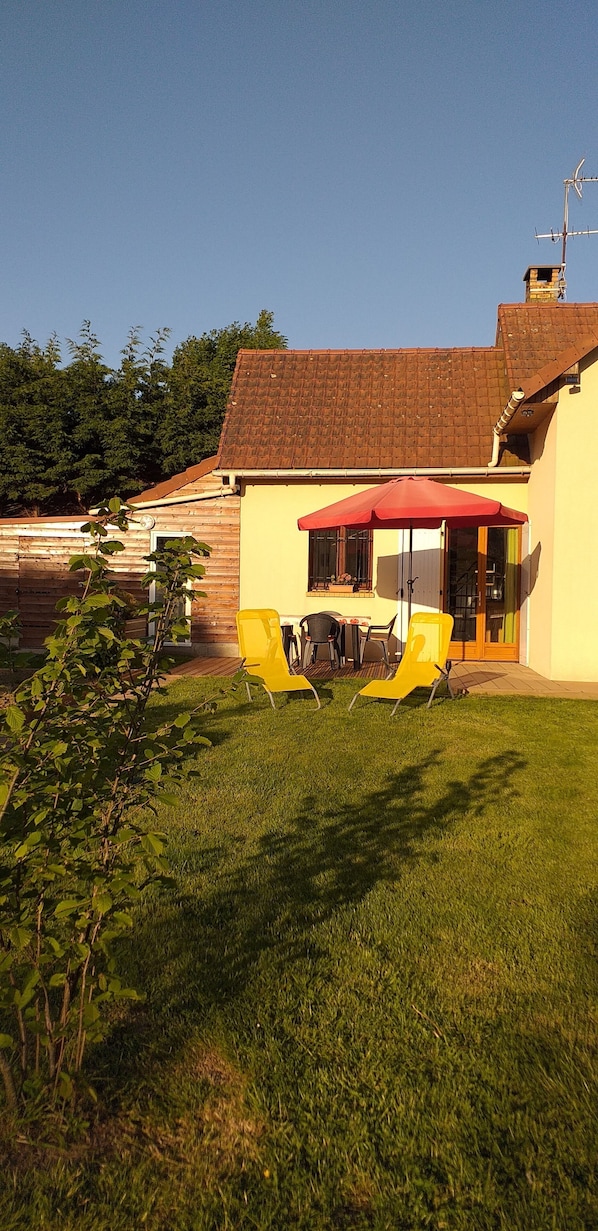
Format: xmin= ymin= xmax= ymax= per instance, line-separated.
xmin=445 ymin=526 xmax=520 ymax=660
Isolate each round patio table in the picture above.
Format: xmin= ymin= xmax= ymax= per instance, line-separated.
xmin=335 ymin=616 xmax=371 ymax=668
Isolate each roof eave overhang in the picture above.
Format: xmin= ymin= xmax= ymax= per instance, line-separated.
xmin=512 ymin=330 xmax=598 ymax=403
xmin=214 ymin=466 xmax=531 ymax=479
xmin=490 ymin=331 xmax=598 ymax=443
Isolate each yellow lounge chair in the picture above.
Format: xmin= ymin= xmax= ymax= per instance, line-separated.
xmin=236 ymin=609 xmax=320 ymax=709
xmin=349 ymin=612 xmax=455 ymax=715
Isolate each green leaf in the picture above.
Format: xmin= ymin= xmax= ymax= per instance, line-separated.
xmin=83 ymin=594 xmax=114 ymax=609
xmin=156 ymin=792 xmax=179 ymax=807
xmin=5 ymin=705 xmax=25 ymax=732
xmin=94 ymin=893 xmax=113 ymax=915
xmin=57 ymin=1071 xmax=73 ymax=1100
xmin=9 ymin=927 xmax=32 ymax=950
xmin=68 ymin=554 xmax=92 ymax=572
xmin=32 ymin=808 xmax=51 ymax=826
xmin=116 ymin=827 xmax=137 ymax=843
xmin=0 ymin=1034 xmax=14 ymax=1049
xmin=141 ymin=832 xmax=166 ymax=856
xmin=110 ymin=874 xmax=136 ymax=893
xmin=54 ymin=899 xmax=82 ymax=919
xmin=14 ymin=831 xmax=42 ymax=859
xmin=82 ymin=1002 xmax=100 ymax=1027
xmin=173 ymin=712 xmax=191 ymax=728
xmin=145 ymin=763 xmax=162 ymax=782
xmin=14 ymin=969 xmax=40 ymax=1009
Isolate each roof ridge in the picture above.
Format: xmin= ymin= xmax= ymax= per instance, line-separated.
xmin=237 ymin=346 xmax=500 ymax=357
xmin=498 ymin=301 xmax=598 ymax=309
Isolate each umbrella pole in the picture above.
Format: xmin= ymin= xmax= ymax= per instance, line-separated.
xmin=399 ymin=532 xmax=405 ymax=648
xmin=398 ymin=527 xmax=415 ymax=648
xmin=406 ymin=524 xmax=416 ymax=629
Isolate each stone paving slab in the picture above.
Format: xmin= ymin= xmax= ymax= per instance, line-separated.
xmin=451 ymin=661 xmax=598 ymax=699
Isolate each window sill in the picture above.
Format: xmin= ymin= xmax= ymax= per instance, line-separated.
xmin=306 ymin=591 xmax=374 ymax=598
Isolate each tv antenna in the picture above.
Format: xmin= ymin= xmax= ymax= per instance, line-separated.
xmin=535 ymin=157 xmax=598 ymax=299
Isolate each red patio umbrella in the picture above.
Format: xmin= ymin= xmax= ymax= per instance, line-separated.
xmin=298 ymin=476 xmax=527 ymax=629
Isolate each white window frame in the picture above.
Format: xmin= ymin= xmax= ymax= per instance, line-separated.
xmin=148 ymin=530 xmax=192 ymax=646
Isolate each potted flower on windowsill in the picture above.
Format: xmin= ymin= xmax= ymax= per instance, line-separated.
xmin=328 ymin=572 xmax=358 ymax=594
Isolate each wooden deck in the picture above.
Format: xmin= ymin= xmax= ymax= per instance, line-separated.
xmin=167 ymin=656 xmax=390 ymax=682
xmin=165 ymin=655 xmax=598 ymax=700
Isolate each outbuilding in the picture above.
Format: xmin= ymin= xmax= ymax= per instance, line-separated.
xmin=0 ymin=457 xmax=240 ymax=656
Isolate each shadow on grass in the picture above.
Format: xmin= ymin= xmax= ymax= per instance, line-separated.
xmin=113 ymin=748 xmax=525 ymax=1040
xmin=364 ymin=683 xmax=459 ymax=709
xmin=146 ymin=682 xmax=256 ymax=750
xmin=148 ymin=677 xmax=333 ymax=748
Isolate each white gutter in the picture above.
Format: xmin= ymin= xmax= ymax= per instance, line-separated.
xmin=128 ymin=486 xmax=239 ymax=510
xmin=214 ymin=466 xmax=530 ymax=479
xmin=488 ymin=389 xmax=526 ymax=468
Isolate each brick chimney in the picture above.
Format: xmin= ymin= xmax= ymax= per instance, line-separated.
xmin=523 ymin=264 xmax=561 ymax=303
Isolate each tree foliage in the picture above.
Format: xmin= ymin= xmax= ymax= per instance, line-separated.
xmin=159 ymin=310 xmax=287 ymax=474
xmin=0 ymin=312 xmax=287 ymax=514
xmin=0 ymin=504 xmax=213 ymax=1108
xmin=0 ymin=335 xmax=75 ymax=514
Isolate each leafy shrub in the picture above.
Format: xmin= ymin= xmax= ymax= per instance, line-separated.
xmin=0 ymin=499 xmax=211 ymax=1109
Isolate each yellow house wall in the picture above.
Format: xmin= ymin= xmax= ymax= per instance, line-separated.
xmin=240 ymin=481 xmax=398 ymax=625
xmin=239 ymin=477 xmax=528 ymax=630
xmin=527 ymin=415 xmax=557 ymax=678
xmin=533 ymin=353 xmax=598 ymax=680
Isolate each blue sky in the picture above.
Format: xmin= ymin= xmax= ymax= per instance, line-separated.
xmin=2 ymin=0 xmax=598 ymax=366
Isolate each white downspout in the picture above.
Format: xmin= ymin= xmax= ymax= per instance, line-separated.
xmin=488 ymin=389 xmax=526 ymax=467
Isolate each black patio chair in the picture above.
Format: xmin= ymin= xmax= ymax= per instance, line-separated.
xmin=300 ymin=613 xmax=342 ymax=669
xmin=361 ymin=615 xmax=397 ymax=672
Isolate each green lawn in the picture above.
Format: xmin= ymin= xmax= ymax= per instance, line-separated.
xmin=2 ymin=681 xmax=598 ymax=1230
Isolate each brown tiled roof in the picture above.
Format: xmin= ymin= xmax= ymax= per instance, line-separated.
xmin=498 ymin=303 xmax=598 ymax=386
xmin=218 ymin=349 xmax=511 ymax=472
xmin=217 ymin=303 xmax=598 ymax=474
xmin=130 ymin=457 xmax=216 ymax=503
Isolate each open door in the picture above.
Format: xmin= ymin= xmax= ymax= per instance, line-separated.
xmin=445 ymin=526 xmax=520 ymax=661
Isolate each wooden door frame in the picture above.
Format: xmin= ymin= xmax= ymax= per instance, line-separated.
xmin=444 ymin=525 xmax=521 ymax=661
